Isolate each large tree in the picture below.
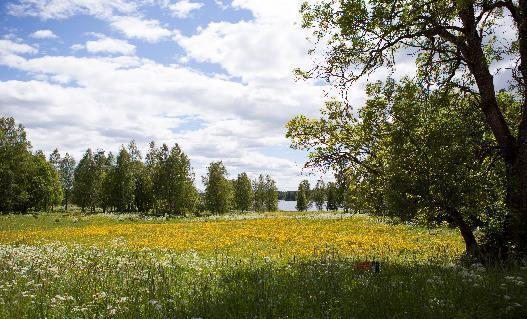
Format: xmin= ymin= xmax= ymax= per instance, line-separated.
xmin=288 ymin=80 xmax=508 ymax=255
xmin=298 ymin=0 xmax=527 ymax=254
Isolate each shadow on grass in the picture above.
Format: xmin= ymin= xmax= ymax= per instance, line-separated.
xmin=166 ymin=259 xmax=526 ymax=319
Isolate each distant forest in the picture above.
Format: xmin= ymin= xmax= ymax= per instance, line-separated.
xmin=0 ymin=117 xmax=282 ymax=215
xmin=278 ymin=191 xmax=296 ymax=201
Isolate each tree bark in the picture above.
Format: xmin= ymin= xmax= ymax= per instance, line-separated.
xmin=456 ymin=1 xmax=527 ymax=254
xmin=448 ymin=207 xmax=479 ymax=256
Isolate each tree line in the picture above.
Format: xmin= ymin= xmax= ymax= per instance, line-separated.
xmin=294 ymin=179 xmax=340 ymax=212
xmin=0 ymin=117 xmax=278 ymax=215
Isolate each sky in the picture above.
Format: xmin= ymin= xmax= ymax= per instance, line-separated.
xmin=0 ymin=0 xmax=340 ymax=191
xmin=0 ymin=0 xmax=517 ymax=191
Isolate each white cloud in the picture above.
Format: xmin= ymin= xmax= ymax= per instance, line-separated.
xmin=0 ymin=0 xmax=335 ymax=190
xmin=110 ymin=16 xmax=173 ymax=42
xmin=166 ymin=0 xmax=203 ymax=18
xmin=7 ymin=0 xmax=138 ymax=20
xmin=0 ymin=48 xmax=324 ymax=189
xmin=0 ymin=39 xmax=37 ymax=55
xmin=85 ymin=37 xmax=136 ymax=55
xmin=174 ymin=0 xmax=313 ymax=85
xmin=29 ymin=29 xmax=58 ymax=39
xmin=70 ymin=44 xmax=84 ymax=51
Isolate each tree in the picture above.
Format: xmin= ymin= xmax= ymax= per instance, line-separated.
xmin=253 ymin=175 xmax=267 ymax=212
xmin=127 ymin=140 xmax=152 ymax=213
xmin=203 ymin=161 xmax=233 ymax=214
xmin=264 ymin=175 xmax=279 ymax=211
xmin=0 ymin=117 xmax=34 ymax=213
xmin=152 ymin=143 xmax=198 ymax=215
xmin=326 ymin=182 xmax=339 ymax=211
xmin=298 ymin=0 xmax=527 ymax=254
xmin=59 ymin=153 xmax=76 ymax=211
xmin=235 ymin=172 xmax=254 ymax=212
xmin=287 ymin=80 xmax=507 ymax=255
xmin=73 ymin=149 xmax=108 ymax=213
xmin=312 ymin=179 xmax=326 ymax=211
xmin=114 ymin=147 xmax=135 ymax=212
xmin=30 ymin=151 xmax=63 ymax=211
xmin=296 ymin=180 xmax=311 ymax=212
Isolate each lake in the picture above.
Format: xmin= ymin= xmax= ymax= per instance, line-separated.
xmin=278 ymin=200 xmax=322 ymax=212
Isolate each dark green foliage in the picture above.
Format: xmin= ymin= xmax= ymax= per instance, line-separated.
xmin=287 ymin=81 xmax=508 ymax=253
xmin=278 ymin=191 xmax=297 ymax=201
xmin=253 ymin=175 xmax=267 ymax=212
xmin=0 ymin=118 xmax=62 ymax=213
xmin=326 ymin=182 xmax=339 ymax=211
xmin=114 ymin=147 xmax=135 ymax=211
xmin=234 ymin=172 xmax=254 ymax=212
xmin=296 ymin=180 xmax=311 ymax=211
xmin=312 ymin=180 xmax=326 ymax=211
xmin=297 ymin=0 xmax=527 ymax=256
xmin=0 ymin=118 xmax=34 ymax=213
xmin=253 ymin=174 xmax=278 ymax=212
xmin=150 ymin=143 xmax=199 ymax=215
xmin=59 ymin=153 xmax=76 ymax=210
xmin=264 ymin=175 xmax=278 ymax=211
xmin=203 ymin=161 xmax=233 ymax=214
xmin=73 ymin=149 xmax=105 ymax=212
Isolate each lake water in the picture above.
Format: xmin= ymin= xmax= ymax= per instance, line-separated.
xmin=278 ymin=200 xmax=321 ymax=212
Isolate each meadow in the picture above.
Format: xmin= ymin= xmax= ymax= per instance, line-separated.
xmin=0 ymin=212 xmax=526 ymax=318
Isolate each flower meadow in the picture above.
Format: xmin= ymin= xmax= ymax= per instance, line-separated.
xmin=1 ymin=212 xmax=526 ymax=318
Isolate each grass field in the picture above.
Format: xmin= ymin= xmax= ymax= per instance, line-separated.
xmin=1 ymin=212 xmax=526 ymax=318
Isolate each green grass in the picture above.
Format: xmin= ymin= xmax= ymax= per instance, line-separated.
xmin=0 ymin=212 xmax=526 ymax=318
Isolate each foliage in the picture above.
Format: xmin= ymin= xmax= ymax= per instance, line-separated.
xmin=287 ymin=80 xmax=507 ymax=253
xmin=312 ymin=179 xmax=326 ymax=211
xmin=234 ymin=172 xmax=254 ymax=212
xmin=297 ymin=0 xmax=527 ymax=255
xmin=58 ymin=153 xmax=76 ymax=210
xmin=0 ymin=118 xmax=62 ymax=213
xmin=264 ymin=175 xmax=279 ymax=211
xmin=326 ymin=182 xmax=339 ymax=211
xmin=296 ymin=180 xmax=312 ymax=212
xmin=203 ymin=161 xmax=233 ymax=214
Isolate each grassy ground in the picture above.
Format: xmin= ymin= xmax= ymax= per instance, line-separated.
xmin=0 ymin=212 xmax=526 ymax=318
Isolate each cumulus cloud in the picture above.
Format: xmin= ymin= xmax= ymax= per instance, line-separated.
xmin=29 ymin=29 xmax=58 ymax=39
xmin=174 ymin=0 xmax=314 ymax=85
xmin=85 ymin=37 xmax=136 ymax=55
xmin=110 ymin=16 xmax=173 ymax=42
xmin=0 ymin=39 xmax=37 ymax=55
xmin=0 ymin=0 xmax=334 ymax=189
xmin=7 ymin=0 xmax=137 ymax=20
xmin=166 ymin=0 xmax=203 ymax=18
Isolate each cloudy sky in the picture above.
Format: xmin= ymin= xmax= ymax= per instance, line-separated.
xmin=0 ymin=0 xmax=342 ymax=190
xmin=0 ymin=0 xmax=517 ymax=191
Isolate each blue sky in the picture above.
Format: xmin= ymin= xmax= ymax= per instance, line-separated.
xmin=0 ymin=0 xmax=335 ymax=190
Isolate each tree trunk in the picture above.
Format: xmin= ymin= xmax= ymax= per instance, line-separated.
xmin=448 ymin=207 xmax=478 ymax=256
xmin=457 ymin=2 xmax=527 ymax=254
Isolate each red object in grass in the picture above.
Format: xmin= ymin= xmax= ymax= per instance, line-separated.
xmin=354 ymin=261 xmax=380 ymax=272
